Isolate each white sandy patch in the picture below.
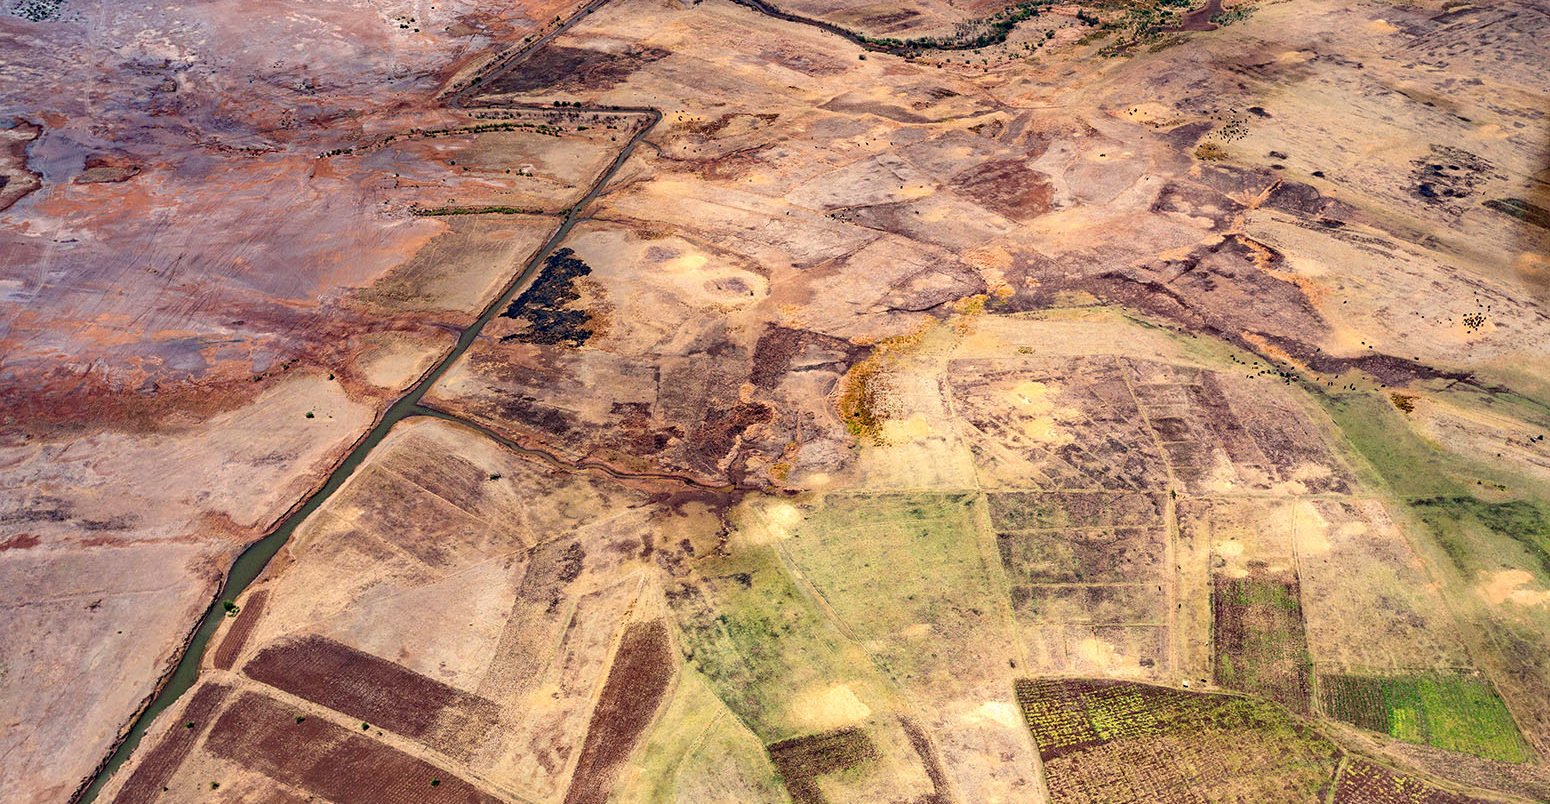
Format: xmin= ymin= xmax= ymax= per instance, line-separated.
xmin=1074 ymin=636 xmax=1143 ymax=675
xmin=880 ymin=414 xmax=935 ymax=442
xmin=1296 ymin=500 xmax=1335 ymax=556
xmin=790 ymin=684 xmax=872 ymax=731
xmin=963 ymin=701 xmax=1023 ymax=730
xmin=1479 ymin=569 xmax=1550 ymax=608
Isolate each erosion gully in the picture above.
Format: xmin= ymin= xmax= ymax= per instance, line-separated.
xmin=74 ymin=0 xmax=1059 ymax=796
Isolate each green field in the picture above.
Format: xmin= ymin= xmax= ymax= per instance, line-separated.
xmin=667 ymin=514 xmax=890 ymax=741
xmin=1320 ymin=393 xmax=1465 ymax=498
xmin=1318 ymin=673 xmax=1531 ymax=763
xmin=777 ymin=492 xmax=1013 ymax=696
xmin=1410 ymin=497 xmax=1550 ymax=581
xmin=612 ymin=671 xmax=787 ymax=804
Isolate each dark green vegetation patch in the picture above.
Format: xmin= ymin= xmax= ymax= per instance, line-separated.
xmin=1015 ymin=678 xmax=1341 ymax=802
xmin=1318 ymin=673 xmax=1530 ymax=763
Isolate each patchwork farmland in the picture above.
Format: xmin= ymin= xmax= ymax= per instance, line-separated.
xmin=47 ymin=0 xmax=1550 ymax=801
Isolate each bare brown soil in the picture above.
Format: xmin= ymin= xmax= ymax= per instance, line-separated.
xmin=211 ymin=589 xmax=268 ymax=671
xmin=14 ymin=0 xmax=1550 ymax=799
xmin=109 ymin=684 xmax=230 ymax=804
xmin=562 ymin=619 xmax=676 ymax=804
xmin=205 ymin=691 xmax=501 ymax=804
xmin=948 ymin=159 xmax=1055 ymax=221
xmin=766 ymin=727 xmax=880 ymax=804
xmin=241 ymin=634 xmax=499 ymax=745
xmin=479 ymin=44 xmax=670 ymax=94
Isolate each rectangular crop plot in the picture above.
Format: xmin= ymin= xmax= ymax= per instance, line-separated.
xmin=1011 ymin=584 xmax=1167 ymax=625
xmin=767 ymin=727 xmax=880 ymax=804
xmin=997 ymin=527 xmax=1167 ymax=584
xmin=242 ymin=634 xmax=499 ymax=747
xmin=212 ymin=588 xmax=267 ymax=671
xmin=949 ymin=357 xmax=1171 ymax=491
xmin=1332 ymin=758 xmax=1494 ymax=804
xmin=1014 ymin=678 xmax=1341 ymax=803
xmin=111 ymin=683 xmax=231 ymax=804
xmin=1213 ymin=568 xmax=1313 ymax=712
xmin=563 ymin=620 xmax=676 ymax=804
xmin=987 ymin=492 xmax=1165 ymax=531
xmin=1318 ymin=673 xmax=1531 ymax=763
xmin=205 ymin=691 xmax=501 ymax=804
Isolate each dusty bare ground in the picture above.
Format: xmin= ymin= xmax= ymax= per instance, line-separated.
xmin=6 ymin=0 xmax=1550 ymax=801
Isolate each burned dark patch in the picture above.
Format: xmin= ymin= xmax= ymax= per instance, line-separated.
xmin=206 ymin=691 xmax=501 ymax=803
xmin=1263 ymin=180 xmax=1356 ymax=221
xmin=858 ymin=7 xmax=921 ymax=29
xmin=1194 ymin=163 xmax=1280 ymax=199
xmin=556 ymin=541 xmax=586 ymax=583
xmin=500 ymin=247 xmax=594 ymax=347
xmin=478 ymin=44 xmax=670 ymax=94
xmin=988 ymin=491 xmax=1166 ymax=531
xmin=1253 ymin=332 xmax=1471 ymax=388
xmin=949 ymin=159 xmax=1054 ymax=221
xmin=1006 ymin=235 xmax=1327 ymax=367
xmin=818 ymin=95 xmax=931 ymax=124
xmin=997 ymin=527 xmax=1167 ymax=585
xmin=562 ymin=620 xmax=676 ymax=804
xmin=1410 ymin=145 xmax=1501 ymax=210
xmin=1161 ymin=120 xmax=1215 ymax=150
xmin=759 ymin=48 xmax=846 ymax=76
xmin=1150 ymin=181 xmax=1245 ymax=231
xmin=488 ymin=388 xmax=582 ymax=438
xmin=767 ymin=727 xmax=880 ymax=804
xmin=688 ymin=401 xmax=773 ymax=472
xmin=242 ymin=634 xmax=499 ymax=747
xmin=881 ymin=264 xmax=987 ymax=313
